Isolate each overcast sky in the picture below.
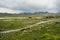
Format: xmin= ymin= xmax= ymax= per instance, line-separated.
xmin=0 ymin=0 xmax=59 ymax=13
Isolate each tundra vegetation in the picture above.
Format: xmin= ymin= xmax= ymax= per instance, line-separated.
xmin=0 ymin=13 xmax=60 ymax=40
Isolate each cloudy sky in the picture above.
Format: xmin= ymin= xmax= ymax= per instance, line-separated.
xmin=0 ymin=0 xmax=59 ymax=13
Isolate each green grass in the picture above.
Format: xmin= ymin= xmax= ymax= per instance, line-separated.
xmin=0 ymin=18 xmax=60 ymax=40
xmin=0 ymin=17 xmax=43 ymax=31
xmin=0 ymin=16 xmax=60 ymax=40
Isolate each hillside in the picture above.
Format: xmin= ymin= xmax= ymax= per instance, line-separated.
xmin=0 ymin=12 xmax=60 ymax=17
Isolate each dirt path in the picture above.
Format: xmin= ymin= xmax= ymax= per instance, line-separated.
xmin=0 ymin=20 xmax=55 ymax=34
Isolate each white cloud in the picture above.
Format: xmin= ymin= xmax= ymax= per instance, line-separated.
xmin=0 ymin=0 xmax=59 ymax=13
xmin=0 ymin=7 xmax=16 ymax=13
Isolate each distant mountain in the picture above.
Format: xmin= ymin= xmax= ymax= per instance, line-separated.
xmin=0 ymin=13 xmax=19 ymax=17
xmin=20 ymin=11 xmax=60 ymax=14
xmin=0 ymin=12 xmax=60 ymax=17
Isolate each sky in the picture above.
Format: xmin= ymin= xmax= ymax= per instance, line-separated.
xmin=0 ymin=0 xmax=59 ymax=13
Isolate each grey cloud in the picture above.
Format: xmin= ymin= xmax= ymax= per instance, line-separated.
xmin=0 ymin=0 xmax=60 ymax=13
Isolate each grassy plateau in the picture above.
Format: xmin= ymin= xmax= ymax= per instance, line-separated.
xmin=0 ymin=15 xmax=60 ymax=40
